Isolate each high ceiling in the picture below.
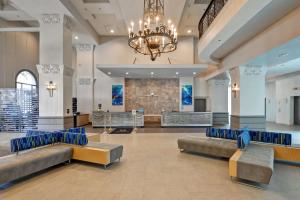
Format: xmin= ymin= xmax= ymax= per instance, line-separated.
xmin=0 ymin=0 xmax=209 ymax=37
xmin=70 ymin=0 xmax=209 ymax=36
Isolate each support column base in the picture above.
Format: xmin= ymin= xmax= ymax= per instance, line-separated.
xmin=230 ymin=115 xmax=265 ymax=131
xmin=213 ymin=112 xmax=229 ymax=125
xmin=38 ymin=116 xmax=73 ymax=131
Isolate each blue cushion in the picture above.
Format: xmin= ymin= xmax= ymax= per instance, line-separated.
xmin=237 ymin=129 xmax=251 ymax=149
xmin=11 ymin=130 xmax=88 ymax=153
xmin=67 ymin=127 xmax=86 ymax=134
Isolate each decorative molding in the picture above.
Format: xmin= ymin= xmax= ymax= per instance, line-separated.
xmin=76 ymin=44 xmax=94 ymax=52
xmin=41 ymin=14 xmax=61 ymax=24
xmin=78 ymin=78 xmax=92 ymax=85
xmin=63 ymin=15 xmax=72 ymax=30
xmin=37 ymin=64 xmax=62 ymax=74
xmin=242 ymin=65 xmax=266 ymax=76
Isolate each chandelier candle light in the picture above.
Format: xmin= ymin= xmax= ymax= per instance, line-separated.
xmin=128 ymin=0 xmax=178 ymax=61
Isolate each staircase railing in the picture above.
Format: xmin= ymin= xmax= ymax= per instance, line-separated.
xmin=198 ymin=0 xmax=228 ymax=39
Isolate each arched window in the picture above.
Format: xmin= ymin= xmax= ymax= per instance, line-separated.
xmin=16 ymin=70 xmax=37 ymax=91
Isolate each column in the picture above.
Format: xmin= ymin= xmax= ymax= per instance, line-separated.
xmin=208 ymin=78 xmax=230 ymax=125
xmin=37 ymin=14 xmax=73 ymax=130
xmin=230 ymin=66 xmax=267 ymax=130
xmin=75 ymin=44 xmax=95 ymax=121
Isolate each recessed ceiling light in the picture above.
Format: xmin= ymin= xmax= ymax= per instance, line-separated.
xmin=110 ymin=29 xmax=114 ymax=33
xmin=150 ymin=72 xmax=154 ymax=75
xmin=74 ymin=36 xmax=79 ymax=40
xmin=107 ymin=72 xmax=111 ymax=75
xmin=187 ymin=30 xmax=192 ymax=34
xmin=193 ymin=72 xmax=196 ymax=75
xmin=175 ymin=72 xmax=179 ymax=75
xmin=125 ymin=72 xmax=129 ymax=75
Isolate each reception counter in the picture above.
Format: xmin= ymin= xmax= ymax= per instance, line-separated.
xmin=92 ymin=111 xmax=144 ymax=127
xmin=161 ymin=112 xmax=213 ymax=127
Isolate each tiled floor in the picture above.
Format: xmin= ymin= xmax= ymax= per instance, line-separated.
xmin=1 ymin=124 xmax=300 ymax=199
xmin=0 ymin=130 xmax=300 ymax=199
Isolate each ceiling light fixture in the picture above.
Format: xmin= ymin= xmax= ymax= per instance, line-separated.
xmin=187 ymin=30 xmax=192 ymax=34
xmin=125 ymin=72 xmax=129 ymax=75
xmin=74 ymin=36 xmax=79 ymax=40
xmin=128 ymin=0 xmax=178 ymax=61
xmin=193 ymin=72 xmax=196 ymax=75
xmin=107 ymin=72 xmax=111 ymax=75
xmin=150 ymin=72 xmax=154 ymax=75
xmin=176 ymin=72 xmax=179 ymax=75
xmin=110 ymin=29 xmax=114 ymax=33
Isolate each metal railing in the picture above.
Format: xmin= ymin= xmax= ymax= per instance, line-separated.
xmin=198 ymin=0 xmax=228 ymax=39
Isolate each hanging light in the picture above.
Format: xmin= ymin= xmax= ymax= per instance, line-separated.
xmin=128 ymin=0 xmax=178 ymax=61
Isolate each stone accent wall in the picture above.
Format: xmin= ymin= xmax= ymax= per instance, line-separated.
xmin=125 ymin=79 xmax=179 ymax=115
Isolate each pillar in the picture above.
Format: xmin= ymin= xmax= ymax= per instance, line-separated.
xmin=74 ymin=44 xmax=95 ymax=121
xmin=37 ymin=14 xmax=73 ymax=130
xmin=230 ymin=66 xmax=267 ymax=130
xmin=208 ymin=78 xmax=230 ymax=125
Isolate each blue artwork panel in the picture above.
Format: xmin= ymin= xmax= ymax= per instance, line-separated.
xmin=182 ymin=85 xmax=192 ymax=105
xmin=112 ymin=85 xmax=123 ymax=105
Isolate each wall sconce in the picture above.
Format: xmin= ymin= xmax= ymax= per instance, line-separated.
xmin=47 ymin=81 xmax=56 ymax=97
xmin=232 ymin=83 xmax=240 ymax=98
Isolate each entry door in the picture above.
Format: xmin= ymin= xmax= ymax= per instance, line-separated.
xmin=194 ymin=99 xmax=206 ymax=112
xmin=295 ymin=96 xmax=300 ymax=125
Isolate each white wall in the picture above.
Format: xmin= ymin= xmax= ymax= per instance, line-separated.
xmin=222 ymin=6 xmax=300 ymax=71
xmin=266 ymin=82 xmax=276 ymax=122
xmin=75 ymin=45 xmax=94 ymax=117
xmin=74 ymin=36 xmax=197 ymax=116
xmin=230 ymin=66 xmax=266 ymax=116
xmin=0 ymin=31 xmax=39 ymax=88
xmin=94 ymin=70 xmax=125 ymax=112
xmin=95 ymin=36 xmax=195 ymax=65
xmin=275 ymin=74 xmax=300 ymax=125
xmin=194 ymin=77 xmax=208 ymax=97
xmin=207 ymin=79 xmax=229 ymax=113
xmin=240 ymin=69 xmax=266 ymax=116
xmin=179 ymin=77 xmax=194 ymax=112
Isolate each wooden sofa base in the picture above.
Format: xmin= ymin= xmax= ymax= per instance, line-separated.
xmin=72 ymin=146 xmax=111 ymax=166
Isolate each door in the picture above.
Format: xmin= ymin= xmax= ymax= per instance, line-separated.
xmin=194 ymin=99 xmax=206 ymax=112
xmin=294 ymin=96 xmax=300 ymax=125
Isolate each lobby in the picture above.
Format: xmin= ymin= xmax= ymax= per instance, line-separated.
xmin=1 ymin=0 xmax=300 ymax=199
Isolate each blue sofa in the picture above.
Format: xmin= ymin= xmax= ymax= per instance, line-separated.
xmin=206 ymin=127 xmax=292 ymax=146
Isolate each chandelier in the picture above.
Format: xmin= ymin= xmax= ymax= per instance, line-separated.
xmin=128 ymin=0 xmax=178 ymax=61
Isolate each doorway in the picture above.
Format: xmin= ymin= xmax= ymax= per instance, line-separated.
xmin=294 ymin=96 xmax=300 ymax=125
xmin=194 ymin=98 xmax=206 ymax=112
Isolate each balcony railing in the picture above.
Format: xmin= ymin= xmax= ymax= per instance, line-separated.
xmin=198 ymin=0 xmax=228 ymax=39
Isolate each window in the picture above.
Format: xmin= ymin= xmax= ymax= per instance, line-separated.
xmin=16 ymin=70 xmax=37 ymax=91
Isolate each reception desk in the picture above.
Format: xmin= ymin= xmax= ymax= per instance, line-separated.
xmin=92 ymin=112 xmax=144 ymax=127
xmin=161 ymin=112 xmax=213 ymax=127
